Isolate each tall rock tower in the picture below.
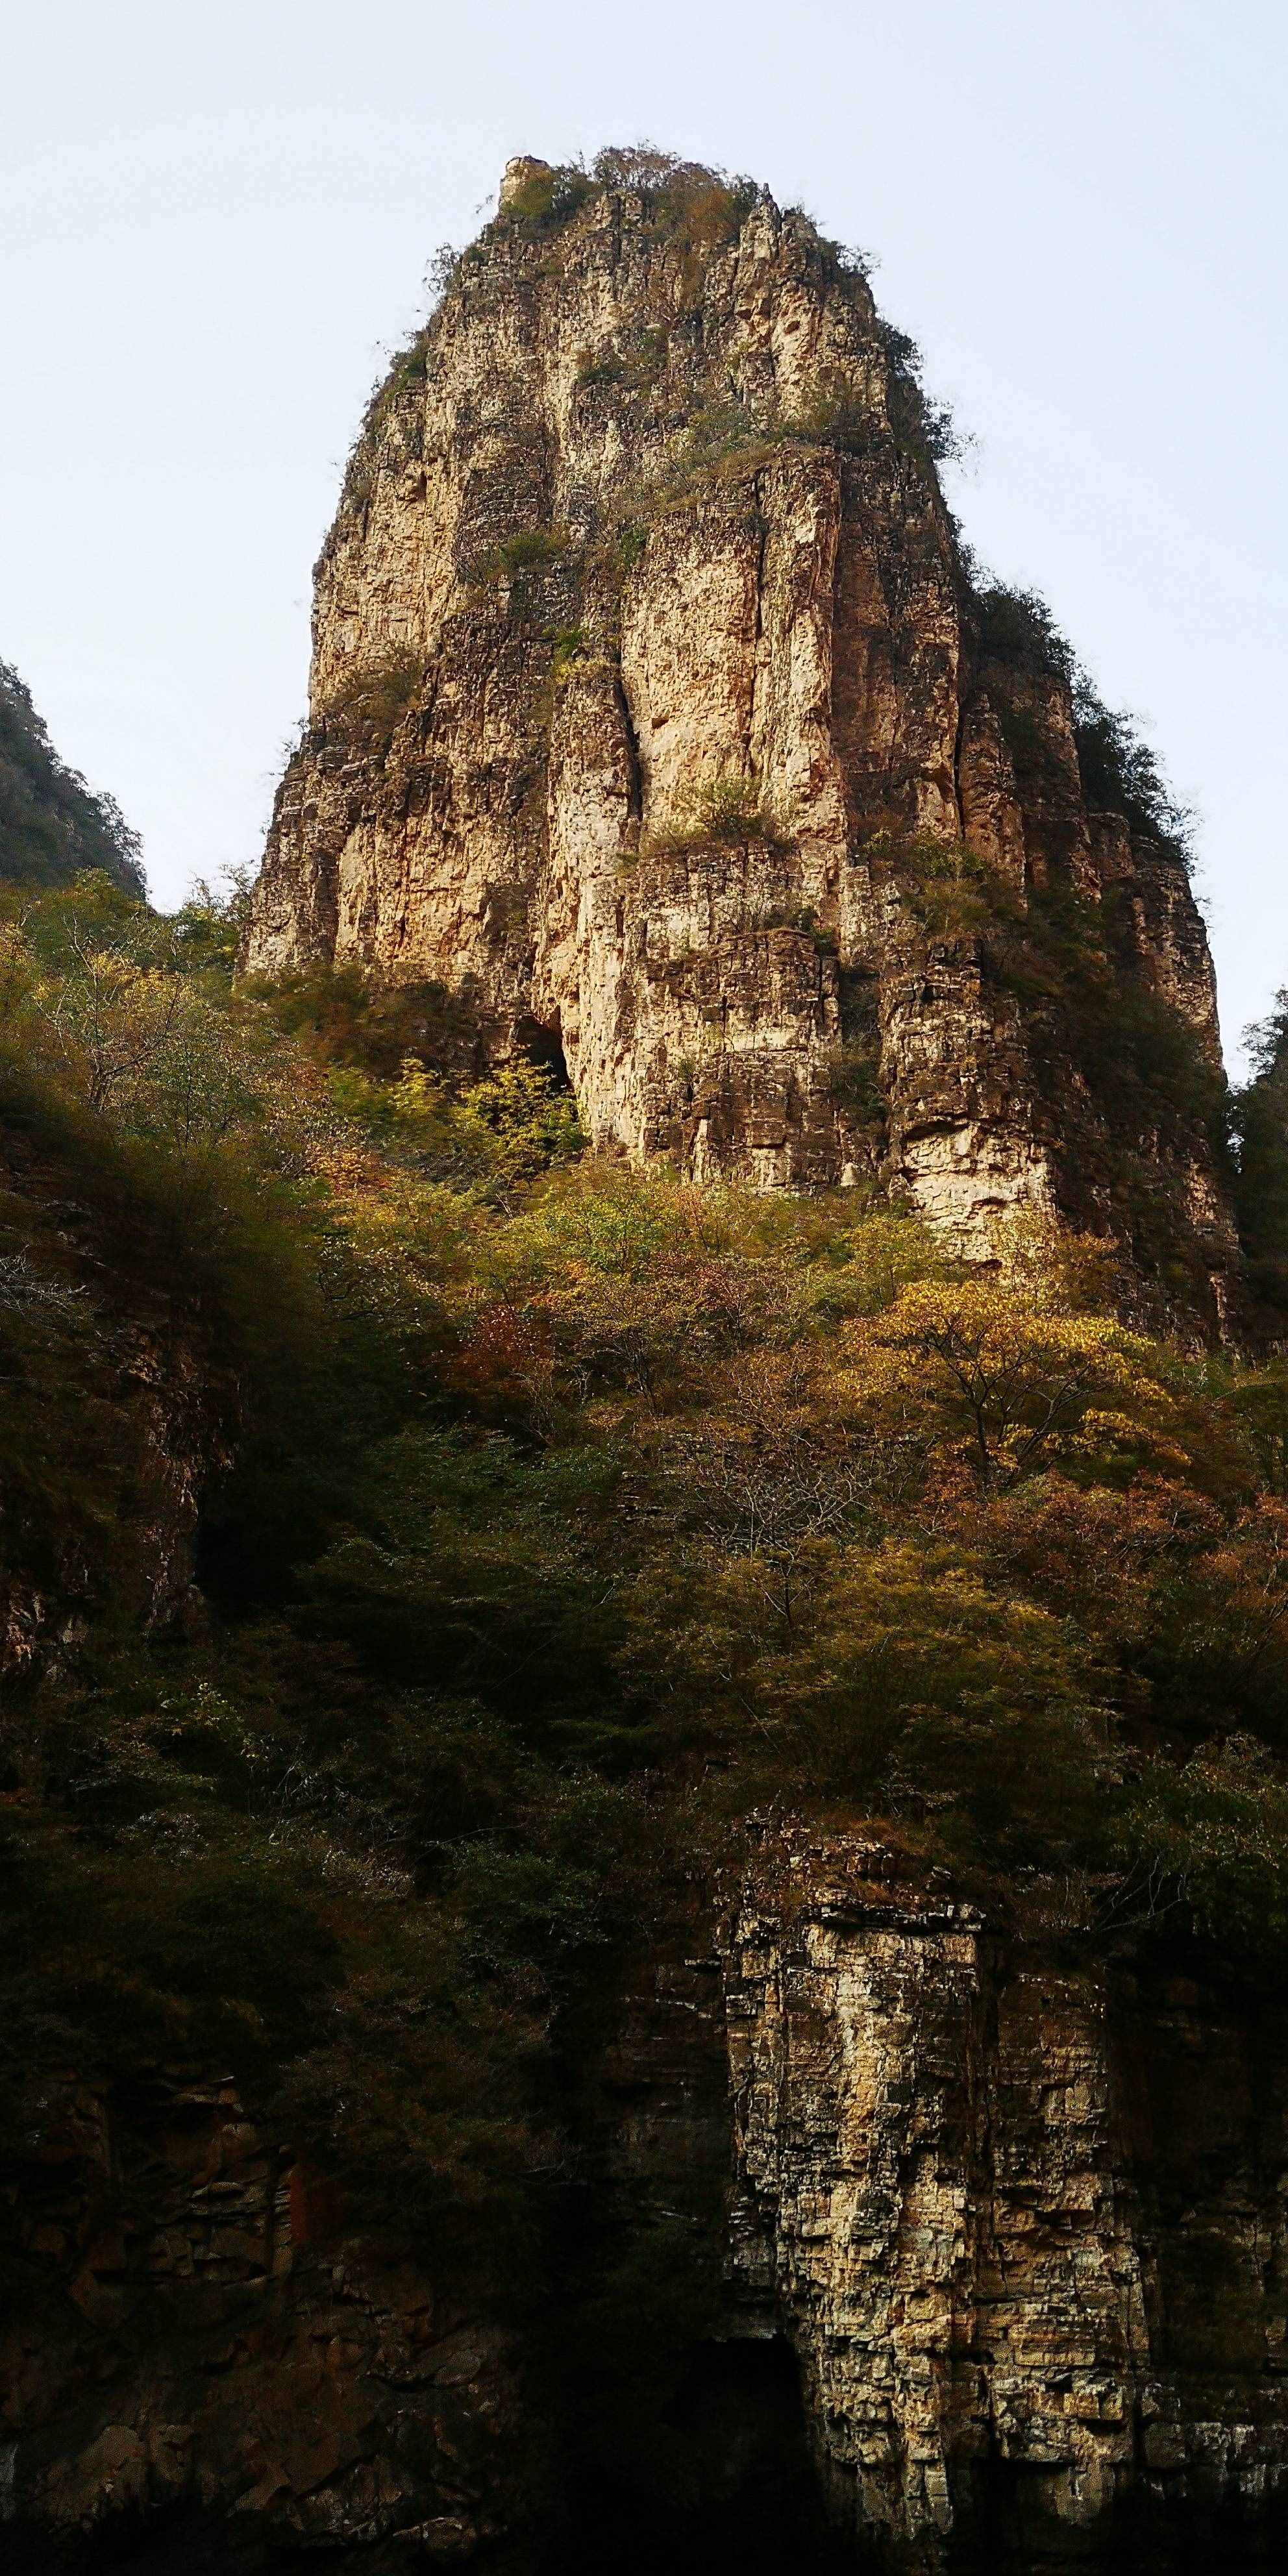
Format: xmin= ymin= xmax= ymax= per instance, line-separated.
xmin=245 ymin=151 xmax=1236 ymax=1326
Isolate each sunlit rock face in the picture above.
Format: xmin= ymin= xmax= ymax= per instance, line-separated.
xmin=723 ymin=1829 xmax=1288 ymax=2570
xmin=245 ymin=154 xmax=1236 ymax=1317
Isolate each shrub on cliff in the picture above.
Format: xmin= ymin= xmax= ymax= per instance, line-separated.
xmin=319 ymin=650 xmax=427 ymax=750
xmin=641 ymin=764 xmax=791 ymax=856
xmin=977 ymin=584 xmax=1195 ymax=866
xmin=497 ymin=149 xmax=756 ymax=249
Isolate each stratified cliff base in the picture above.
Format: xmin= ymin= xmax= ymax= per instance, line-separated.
xmin=8 ymin=1830 xmax=1288 ymax=2573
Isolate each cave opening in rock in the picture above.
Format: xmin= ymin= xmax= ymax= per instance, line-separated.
xmin=559 ymin=2333 xmax=843 ymax=2576
xmin=514 ymin=1013 xmax=573 ymax=1089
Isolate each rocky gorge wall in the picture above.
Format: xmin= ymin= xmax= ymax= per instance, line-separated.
xmin=9 ymin=1830 xmax=1288 ymax=2573
xmin=243 ymin=153 xmax=1238 ymax=1325
xmin=724 ymin=1831 xmax=1288 ymax=2570
xmin=0 ymin=2066 xmax=528 ymax=2570
xmin=11 ymin=146 xmax=1278 ymax=2576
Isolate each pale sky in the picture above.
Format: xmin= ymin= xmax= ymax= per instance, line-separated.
xmin=4 ymin=1 xmax=1284 ymax=1068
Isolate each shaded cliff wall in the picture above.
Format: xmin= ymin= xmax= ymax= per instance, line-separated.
xmin=0 ymin=1117 xmax=213 ymax=1681
xmin=12 ymin=1838 xmax=1288 ymax=2574
xmin=0 ymin=2070 xmax=527 ymax=2568
xmin=245 ymin=156 xmax=1235 ymax=1320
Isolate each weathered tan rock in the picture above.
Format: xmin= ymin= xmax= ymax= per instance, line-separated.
xmin=722 ymin=1828 xmax=1288 ymax=2566
xmin=243 ymin=157 xmax=1238 ymax=1322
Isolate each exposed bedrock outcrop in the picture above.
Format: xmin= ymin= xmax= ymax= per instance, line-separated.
xmin=0 ymin=2070 xmax=527 ymax=2570
xmin=244 ymin=155 xmax=1237 ymax=1323
xmin=722 ymin=1831 xmax=1288 ymax=2570
xmin=10 ymin=1834 xmax=1288 ymax=2571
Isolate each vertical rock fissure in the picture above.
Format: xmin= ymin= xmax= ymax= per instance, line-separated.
xmin=613 ymin=664 xmax=643 ymax=824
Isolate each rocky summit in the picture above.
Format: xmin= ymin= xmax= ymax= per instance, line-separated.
xmin=246 ymin=151 xmax=1235 ymax=1326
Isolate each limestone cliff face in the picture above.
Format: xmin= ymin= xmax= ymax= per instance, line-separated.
xmin=13 ymin=1839 xmax=1288 ymax=2573
xmin=723 ymin=1829 xmax=1288 ymax=2569
xmin=244 ymin=155 xmax=1235 ymax=1320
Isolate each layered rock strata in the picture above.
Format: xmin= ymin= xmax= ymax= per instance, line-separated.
xmin=13 ymin=1841 xmax=1288 ymax=2572
xmin=245 ymin=155 xmax=1237 ymax=1320
xmin=723 ymin=1831 xmax=1288 ymax=2568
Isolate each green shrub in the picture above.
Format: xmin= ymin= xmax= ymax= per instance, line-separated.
xmin=426 ymin=242 xmax=459 ymax=303
xmin=243 ymin=956 xmax=482 ymax=1083
xmin=786 ymin=369 xmax=875 ymax=452
xmin=350 ymin=333 xmax=431 ymax=471
xmin=1073 ymin=687 xmax=1193 ymax=860
xmin=1234 ymin=992 xmax=1288 ymax=1315
xmin=590 ymin=147 xmax=756 ymax=243
xmin=384 ymin=334 xmax=429 ymax=399
xmin=320 ymin=650 xmax=426 ymax=749
xmin=643 ymin=766 xmax=791 ymax=855
xmin=1118 ymin=1737 xmax=1288 ymax=1970
xmin=995 ymin=699 xmax=1048 ymax=775
xmin=501 ymin=163 xmax=594 ymax=230
xmin=875 ymin=321 xmax=965 ymax=467
xmin=869 ymin=829 xmax=1021 ymax=945
xmin=621 ymin=325 xmax=668 ymax=387
xmin=324 ymin=1054 xmax=582 ymax=1204
xmin=977 ymin=583 xmax=1076 ymax=685
xmin=646 ymin=402 xmax=781 ymax=510
xmin=549 ymin=626 xmax=589 ymax=686
xmin=826 ymin=1039 xmax=884 ymax=1131
xmin=987 ymin=876 xmax=1228 ymax=1158
xmin=754 ymin=904 xmax=837 ymax=954
xmin=471 ymin=526 xmax=572 ymax=584
xmin=978 ymin=585 xmax=1194 ymax=865
xmin=575 ymin=348 xmax=626 ymax=390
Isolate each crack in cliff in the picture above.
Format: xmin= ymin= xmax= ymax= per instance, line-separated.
xmin=750 ymin=469 xmax=769 ymax=769
xmin=613 ymin=664 xmax=643 ymax=824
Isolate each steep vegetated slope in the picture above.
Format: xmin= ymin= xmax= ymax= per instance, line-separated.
xmin=245 ymin=149 xmax=1235 ymax=1331
xmin=5 ymin=846 xmax=1288 ymax=2568
xmin=0 ymin=663 xmax=145 ymax=897
xmin=1235 ymin=988 xmax=1288 ymax=1319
